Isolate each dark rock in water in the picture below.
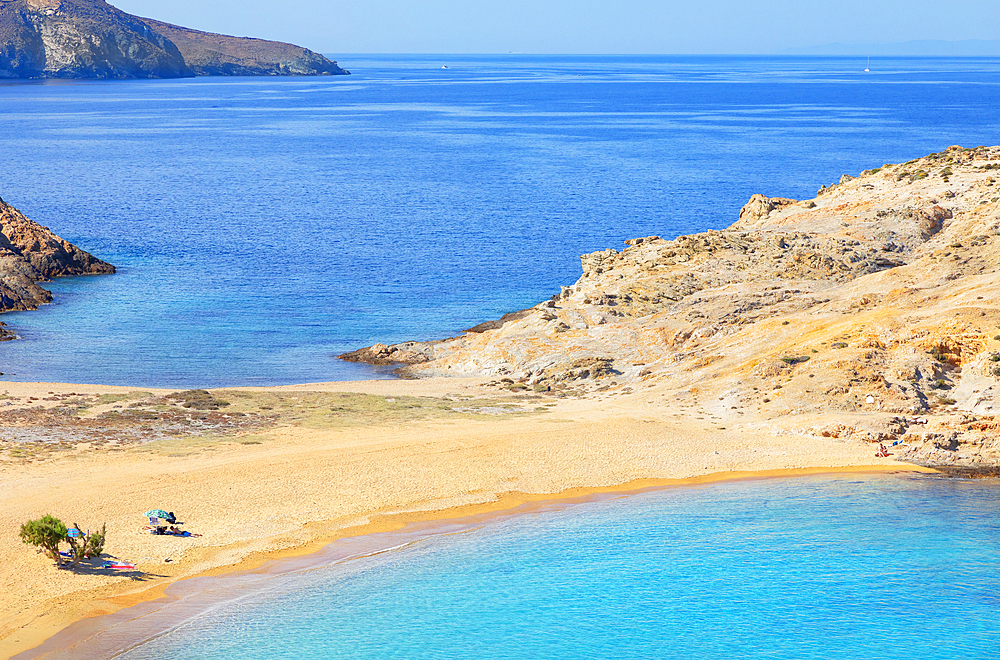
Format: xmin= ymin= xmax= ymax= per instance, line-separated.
xmin=0 ymin=196 xmax=114 ymax=313
xmin=339 ymin=342 xmax=432 ymax=366
xmin=139 ymin=18 xmax=349 ymax=77
xmin=0 ymin=0 xmax=192 ymax=79
xmin=0 ymin=0 xmax=348 ymax=79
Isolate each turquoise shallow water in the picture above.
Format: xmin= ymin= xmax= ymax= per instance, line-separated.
xmin=1 ymin=55 xmax=1000 ymax=386
xmin=94 ymin=474 xmax=1000 ymax=659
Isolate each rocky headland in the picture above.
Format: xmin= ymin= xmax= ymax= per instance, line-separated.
xmin=0 ymin=0 xmax=347 ymax=79
xmin=0 ymin=196 xmax=114 ymax=332
xmin=343 ymin=145 xmax=1000 ymax=473
xmin=139 ymin=18 xmax=347 ymax=77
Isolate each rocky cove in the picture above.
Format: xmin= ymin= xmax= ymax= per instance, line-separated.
xmin=342 ymin=145 xmax=1000 ymax=474
xmin=0 ymin=196 xmax=114 ymax=338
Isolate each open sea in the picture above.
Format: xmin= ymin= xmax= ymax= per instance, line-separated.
xmin=2 ymin=55 xmax=1000 ymax=387
xmin=4 ymin=56 xmax=1000 ymax=658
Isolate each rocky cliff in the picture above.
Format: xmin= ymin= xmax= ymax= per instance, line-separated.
xmin=139 ymin=18 xmax=348 ymax=77
xmin=0 ymin=0 xmax=191 ymax=78
xmin=0 ymin=197 xmax=114 ymax=320
xmin=343 ymin=145 xmax=1000 ymax=473
xmin=0 ymin=0 xmax=347 ymax=79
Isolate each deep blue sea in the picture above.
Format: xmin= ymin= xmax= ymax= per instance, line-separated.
xmin=4 ymin=56 xmax=1000 ymax=658
xmin=2 ymin=55 xmax=1000 ymax=387
xmin=56 ymin=474 xmax=993 ymax=659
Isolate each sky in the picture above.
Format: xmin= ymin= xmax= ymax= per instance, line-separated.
xmin=109 ymin=1 xmax=1000 ymax=55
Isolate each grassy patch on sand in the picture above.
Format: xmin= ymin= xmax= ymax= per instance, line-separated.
xmin=214 ymin=390 xmax=539 ymax=430
xmin=0 ymin=389 xmax=543 ymax=463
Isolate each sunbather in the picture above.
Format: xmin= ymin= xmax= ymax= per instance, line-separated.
xmin=167 ymin=526 xmax=201 ymax=537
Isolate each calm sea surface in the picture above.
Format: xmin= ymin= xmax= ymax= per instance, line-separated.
xmin=1 ymin=55 xmax=1000 ymax=386
xmin=81 ymin=474 xmax=998 ymax=659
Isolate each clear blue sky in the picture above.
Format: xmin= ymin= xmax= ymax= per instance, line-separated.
xmin=109 ymin=1 xmax=1000 ymax=55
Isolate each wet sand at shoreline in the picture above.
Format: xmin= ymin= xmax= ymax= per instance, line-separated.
xmin=0 ymin=377 xmax=926 ymax=659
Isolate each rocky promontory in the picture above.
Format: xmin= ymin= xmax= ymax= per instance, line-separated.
xmin=0 ymin=196 xmax=114 ymax=319
xmin=343 ymin=145 xmax=1000 ymax=472
xmin=139 ymin=18 xmax=348 ymax=77
xmin=0 ymin=0 xmax=347 ymax=79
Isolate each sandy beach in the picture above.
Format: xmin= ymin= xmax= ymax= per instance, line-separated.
xmin=0 ymin=376 xmax=928 ymax=659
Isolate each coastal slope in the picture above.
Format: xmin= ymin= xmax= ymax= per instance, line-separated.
xmin=139 ymin=18 xmax=348 ymax=76
xmin=0 ymin=0 xmax=191 ymax=78
xmin=344 ymin=145 xmax=1000 ymax=472
xmin=0 ymin=0 xmax=347 ymax=79
xmin=0 ymin=196 xmax=114 ymax=316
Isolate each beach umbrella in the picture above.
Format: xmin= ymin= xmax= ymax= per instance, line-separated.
xmin=144 ymin=509 xmax=170 ymax=519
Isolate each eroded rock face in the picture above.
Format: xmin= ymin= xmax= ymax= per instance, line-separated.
xmin=343 ymin=145 xmax=1000 ymax=467
xmin=0 ymin=0 xmax=349 ymax=79
xmin=0 ymin=197 xmax=114 ymax=313
xmin=0 ymin=0 xmax=192 ymax=79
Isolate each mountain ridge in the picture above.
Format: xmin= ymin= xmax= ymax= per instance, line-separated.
xmin=0 ymin=0 xmax=347 ymax=78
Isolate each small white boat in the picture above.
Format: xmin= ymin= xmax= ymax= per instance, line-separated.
xmin=441 ymin=65 xmax=448 ymax=69
xmin=864 ymin=56 xmax=870 ymax=73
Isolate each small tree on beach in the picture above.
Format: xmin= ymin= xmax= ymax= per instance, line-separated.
xmin=19 ymin=515 xmax=66 ymax=564
xmin=68 ymin=522 xmax=107 ymax=566
xmin=19 ymin=515 xmax=107 ymax=568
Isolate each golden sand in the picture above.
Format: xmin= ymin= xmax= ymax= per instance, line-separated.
xmin=0 ymin=377 xmax=931 ymax=659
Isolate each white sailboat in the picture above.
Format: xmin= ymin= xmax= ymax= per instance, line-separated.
xmin=864 ymin=56 xmax=870 ymax=73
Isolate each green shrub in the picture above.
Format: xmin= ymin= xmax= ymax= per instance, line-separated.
xmin=19 ymin=515 xmax=106 ymax=568
xmin=928 ymin=347 xmax=949 ymax=363
xmin=167 ymin=389 xmax=229 ymax=410
xmin=832 ymin=342 xmax=848 ymax=349
xmin=19 ymin=515 xmax=66 ymax=564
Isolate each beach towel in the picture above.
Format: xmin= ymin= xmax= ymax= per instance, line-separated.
xmin=101 ymin=561 xmax=137 ymax=570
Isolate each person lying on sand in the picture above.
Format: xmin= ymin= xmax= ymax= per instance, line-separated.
xmin=168 ymin=526 xmax=201 ymax=537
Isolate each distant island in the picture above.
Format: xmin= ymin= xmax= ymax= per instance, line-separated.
xmin=0 ymin=0 xmax=349 ymax=79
